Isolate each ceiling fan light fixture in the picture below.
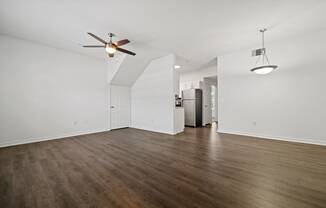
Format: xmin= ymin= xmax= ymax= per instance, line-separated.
xmin=105 ymin=44 xmax=116 ymax=54
xmin=174 ymin=65 xmax=181 ymax=69
xmin=83 ymin=32 xmax=136 ymax=58
xmin=251 ymin=65 xmax=278 ymax=75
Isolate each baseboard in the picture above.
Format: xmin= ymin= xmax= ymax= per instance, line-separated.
xmin=0 ymin=129 xmax=110 ymax=148
xmin=130 ymin=125 xmax=175 ymax=135
xmin=217 ymin=129 xmax=326 ymax=146
xmin=173 ymin=128 xmax=185 ymax=135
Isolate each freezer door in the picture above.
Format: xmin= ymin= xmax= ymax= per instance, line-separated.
xmin=182 ymin=89 xmax=196 ymax=99
xmin=183 ymin=99 xmax=196 ymax=126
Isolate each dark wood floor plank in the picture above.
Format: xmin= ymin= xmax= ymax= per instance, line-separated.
xmin=1 ymin=125 xmax=326 ymax=208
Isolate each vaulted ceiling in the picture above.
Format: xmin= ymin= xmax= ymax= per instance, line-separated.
xmin=1 ymin=0 xmax=325 ymax=72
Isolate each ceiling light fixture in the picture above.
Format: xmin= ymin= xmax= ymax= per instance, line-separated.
xmin=105 ymin=43 xmax=116 ymax=54
xmin=250 ymin=29 xmax=278 ymax=75
xmin=174 ymin=65 xmax=181 ymax=69
xmin=83 ymin=32 xmax=136 ymax=58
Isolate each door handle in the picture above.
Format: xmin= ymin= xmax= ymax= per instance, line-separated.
xmin=110 ymin=106 xmax=115 ymax=109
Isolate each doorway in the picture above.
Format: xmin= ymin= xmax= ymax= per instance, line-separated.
xmin=203 ymin=76 xmax=217 ymax=126
xmin=211 ymin=85 xmax=217 ymax=122
xmin=110 ymin=85 xmax=131 ymax=130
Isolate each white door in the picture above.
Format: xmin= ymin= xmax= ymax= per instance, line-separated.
xmin=110 ymin=85 xmax=131 ymax=130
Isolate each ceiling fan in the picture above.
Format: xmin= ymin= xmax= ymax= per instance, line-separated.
xmin=83 ymin=32 xmax=136 ymax=58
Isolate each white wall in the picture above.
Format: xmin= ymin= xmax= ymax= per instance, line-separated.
xmin=131 ymin=54 xmax=176 ymax=134
xmin=110 ymin=45 xmax=168 ymax=87
xmin=179 ymin=66 xmax=217 ymax=92
xmin=0 ymin=35 xmax=109 ymax=147
xmin=107 ymin=54 xmax=126 ymax=83
xmin=218 ymin=29 xmax=326 ymax=145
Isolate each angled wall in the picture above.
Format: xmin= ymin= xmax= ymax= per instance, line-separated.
xmin=131 ymin=54 xmax=176 ymax=134
xmin=109 ymin=42 xmax=168 ymax=87
xmin=107 ymin=54 xmax=126 ymax=83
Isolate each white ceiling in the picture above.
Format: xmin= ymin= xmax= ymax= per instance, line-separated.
xmin=1 ymin=0 xmax=326 ymax=72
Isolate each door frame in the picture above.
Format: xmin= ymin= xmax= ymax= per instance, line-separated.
xmin=109 ymin=85 xmax=131 ymax=130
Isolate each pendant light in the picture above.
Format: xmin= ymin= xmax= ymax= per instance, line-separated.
xmin=251 ymin=29 xmax=278 ymax=75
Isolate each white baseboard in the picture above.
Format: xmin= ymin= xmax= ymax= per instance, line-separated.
xmin=217 ymin=129 xmax=326 ymax=146
xmin=130 ymin=125 xmax=175 ymax=135
xmin=173 ymin=128 xmax=185 ymax=135
xmin=0 ymin=129 xmax=109 ymax=148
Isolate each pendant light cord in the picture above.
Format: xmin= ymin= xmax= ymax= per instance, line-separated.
xmin=260 ymin=29 xmax=271 ymax=65
xmin=262 ymin=29 xmax=265 ymax=49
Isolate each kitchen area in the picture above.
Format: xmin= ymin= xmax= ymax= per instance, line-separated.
xmin=174 ymin=73 xmax=217 ymax=132
xmin=174 ymin=57 xmax=217 ymax=133
xmin=180 ymin=89 xmax=203 ymax=127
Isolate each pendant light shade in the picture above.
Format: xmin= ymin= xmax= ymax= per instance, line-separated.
xmin=251 ymin=65 xmax=278 ymax=75
xmin=251 ymin=29 xmax=278 ymax=74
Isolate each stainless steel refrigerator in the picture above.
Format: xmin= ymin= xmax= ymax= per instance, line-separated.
xmin=182 ymin=89 xmax=202 ymax=127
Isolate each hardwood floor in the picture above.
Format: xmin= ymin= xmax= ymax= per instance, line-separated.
xmin=1 ymin=125 xmax=326 ymax=208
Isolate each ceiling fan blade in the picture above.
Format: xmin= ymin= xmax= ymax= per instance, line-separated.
xmin=83 ymin=45 xmax=105 ymax=48
xmin=116 ymin=39 xmax=130 ymax=46
xmin=87 ymin=32 xmax=107 ymax=44
xmin=116 ymin=47 xmax=136 ymax=56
